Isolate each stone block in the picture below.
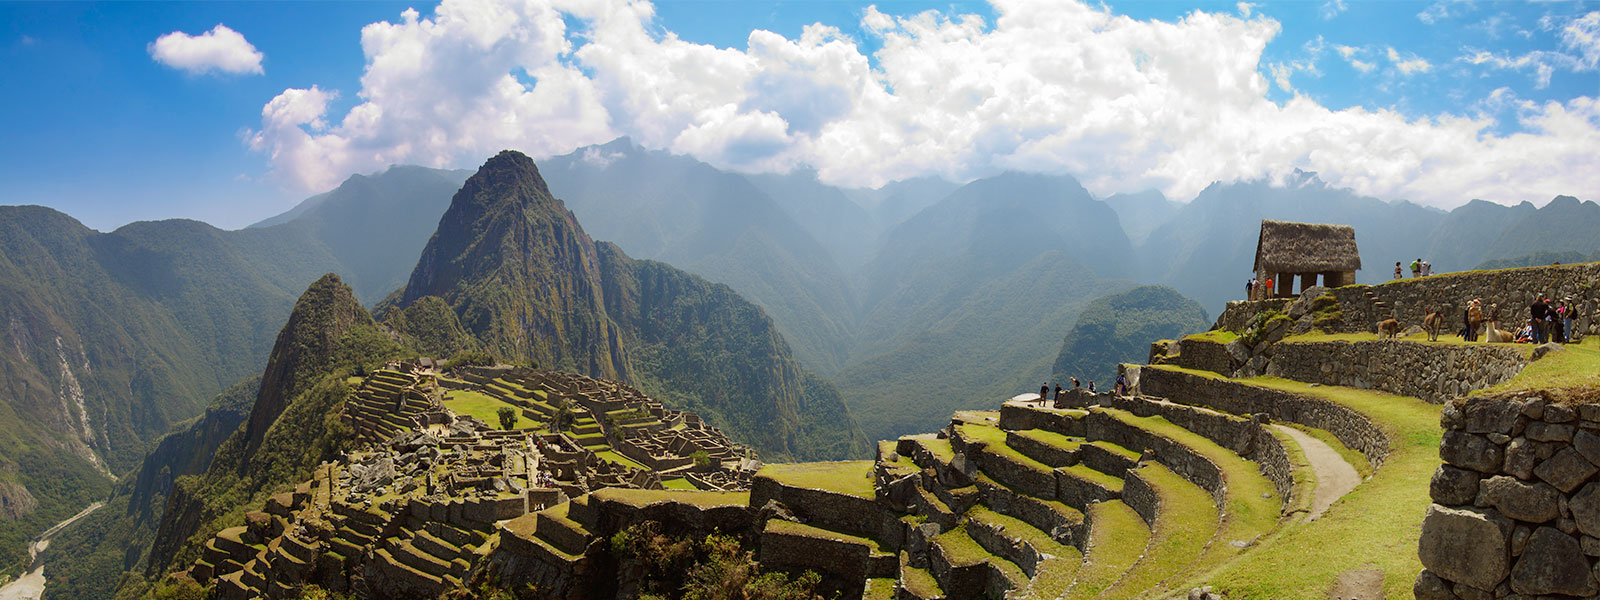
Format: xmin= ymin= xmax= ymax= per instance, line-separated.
xmin=1534 ymin=448 xmax=1599 ymax=493
xmin=1523 ymin=397 xmax=1547 ymax=420
xmin=1580 ymin=405 xmax=1600 ymax=423
xmin=1461 ymin=398 xmax=1524 ymax=434
xmin=1526 ymin=422 xmax=1575 ymax=443
xmin=1511 ymin=524 xmax=1530 ymax=556
xmin=1504 ymin=438 xmax=1537 ymax=480
xmin=1481 ymin=476 xmax=1561 ymax=523
xmin=1509 ymin=527 xmax=1598 ymax=597
xmin=1415 ymin=570 xmax=1459 ymax=600
xmin=1544 ymin=404 xmax=1577 ymax=424
xmin=1574 ymin=483 xmax=1600 ymax=538
xmin=1419 ymin=504 xmax=1512 ymax=591
xmin=1442 ymin=431 xmax=1505 ymax=474
xmin=1451 ymin=583 xmax=1491 ymax=600
xmin=1432 ymin=466 xmax=1482 ymax=506
xmin=1575 ymin=431 xmax=1600 ymax=466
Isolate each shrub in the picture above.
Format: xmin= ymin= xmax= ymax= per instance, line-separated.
xmin=497 ymin=406 xmax=517 ymax=430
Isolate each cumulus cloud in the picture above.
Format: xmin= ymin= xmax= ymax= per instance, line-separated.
xmin=247 ymin=0 xmax=1600 ymax=210
xmin=149 ymin=24 xmax=264 ymax=75
xmin=1563 ymin=11 xmax=1600 ymax=68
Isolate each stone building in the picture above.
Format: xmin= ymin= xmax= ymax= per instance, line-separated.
xmin=1253 ymin=219 xmax=1361 ymax=298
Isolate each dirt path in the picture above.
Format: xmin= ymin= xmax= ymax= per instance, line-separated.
xmin=0 ymin=501 xmax=105 ymax=600
xmin=1272 ymin=425 xmax=1361 ymax=521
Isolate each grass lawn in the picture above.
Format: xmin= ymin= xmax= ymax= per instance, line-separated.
xmin=1197 ymin=376 xmax=1441 ymax=600
xmin=593 ymin=450 xmax=647 ymax=471
xmin=660 ymin=478 xmax=696 ymax=491
xmin=1062 ymin=500 xmax=1149 ymax=600
xmin=757 ymin=461 xmax=877 ymax=499
xmin=442 ymin=389 xmax=532 ymax=429
xmin=1185 ymin=330 xmax=1240 ymax=344
xmin=1476 ymin=335 xmax=1600 ymax=398
xmin=592 ymin=488 xmax=750 ymax=508
xmin=1100 ymin=463 xmax=1218 ymax=599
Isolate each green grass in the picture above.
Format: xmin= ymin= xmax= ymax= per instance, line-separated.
xmin=590 ymin=488 xmax=751 ymax=509
xmin=1061 ymin=500 xmax=1150 ymax=600
xmin=1099 ymin=464 xmax=1218 ymax=599
xmin=756 ymin=461 xmax=877 ymax=499
xmin=592 ymin=450 xmax=647 ymax=471
xmin=901 ymin=560 xmax=944 ymax=598
xmin=1267 ymin=428 xmax=1317 ymax=518
xmin=914 ymin=437 xmax=955 ymax=462
xmin=1011 ymin=428 xmax=1085 ymax=452
xmin=1057 ymin=464 xmax=1123 ymax=493
xmin=766 ymin=518 xmax=884 ymax=551
xmin=1184 ymin=330 xmax=1240 ymax=344
xmin=1193 ymin=375 xmax=1441 ymax=600
xmin=863 ymin=577 xmax=898 ymax=600
xmin=1476 ymin=335 xmax=1600 ymax=398
xmin=660 ymin=478 xmax=696 ymax=491
xmin=1288 ymin=423 xmax=1373 ymax=479
xmin=441 ymin=389 xmax=531 ymax=429
xmin=968 ymin=505 xmax=1069 ymax=558
xmin=1093 ymin=408 xmax=1281 ymax=590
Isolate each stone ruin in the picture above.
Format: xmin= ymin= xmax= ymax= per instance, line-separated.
xmin=184 ymin=359 xmax=760 ymax=598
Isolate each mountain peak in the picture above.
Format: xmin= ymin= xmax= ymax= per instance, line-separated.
xmin=476 ymin=149 xmax=553 ymax=200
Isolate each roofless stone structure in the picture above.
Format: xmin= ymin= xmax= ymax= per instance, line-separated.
xmin=1253 ymin=219 xmax=1361 ymax=297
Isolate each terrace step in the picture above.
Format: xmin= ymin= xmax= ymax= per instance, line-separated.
xmin=1093 ymin=463 xmax=1218 ymax=599
xmin=928 ymin=525 xmax=1028 ymax=600
xmin=1059 ymin=501 xmax=1150 ymax=600
xmin=898 ymin=552 xmax=946 ymax=600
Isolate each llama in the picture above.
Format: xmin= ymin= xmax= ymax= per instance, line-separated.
xmin=1423 ymin=310 xmax=1443 ymax=342
xmin=1484 ymin=320 xmax=1514 ymax=343
xmin=1378 ymin=318 xmax=1401 ymax=340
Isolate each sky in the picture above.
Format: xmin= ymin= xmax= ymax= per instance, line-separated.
xmin=0 ymin=0 xmax=1596 ymax=231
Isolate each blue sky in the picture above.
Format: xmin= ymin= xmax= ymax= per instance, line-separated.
xmin=1 ymin=0 xmax=1596 ymax=231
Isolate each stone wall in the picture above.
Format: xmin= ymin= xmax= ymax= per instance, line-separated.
xmin=1136 ymin=366 xmax=1390 ymax=468
xmin=1217 ymin=263 xmax=1600 ymax=336
xmin=1213 ymin=298 xmax=1293 ymax=332
xmin=1172 ymin=338 xmax=1243 ymax=376
xmin=1266 ymin=341 xmax=1528 ymax=404
xmin=1417 ymin=393 xmax=1600 ymax=599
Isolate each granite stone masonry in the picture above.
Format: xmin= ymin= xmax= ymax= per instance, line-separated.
xmin=1419 ymin=393 xmax=1600 ymax=599
xmin=1266 ymin=341 xmax=1527 ymax=404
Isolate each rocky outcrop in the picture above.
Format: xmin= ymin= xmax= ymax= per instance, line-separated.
xmin=1419 ymin=394 xmax=1600 ymax=599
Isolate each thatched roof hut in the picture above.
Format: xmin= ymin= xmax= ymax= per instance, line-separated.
xmin=1251 ymin=220 xmax=1361 ymax=297
xmin=1253 ymin=220 xmax=1361 ymax=274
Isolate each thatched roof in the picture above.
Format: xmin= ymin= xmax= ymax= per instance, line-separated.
xmin=1253 ymin=219 xmax=1361 ymax=273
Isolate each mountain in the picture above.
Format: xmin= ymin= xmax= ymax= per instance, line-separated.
xmin=743 ymin=168 xmax=877 ymax=273
xmin=1137 ymin=172 xmax=1443 ymax=316
xmin=386 ymin=150 xmax=866 ymax=461
xmin=143 ymin=273 xmax=405 ymax=583
xmin=1477 ymin=250 xmax=1600 ymax=270
xmin=1104 ymin=190 xmax=1179 ymax=245
xmin=1479 ymin=195 xmax=1600 ymax=261
xmin=1051 ymin=285 xmax=1210 ymax=386
xmin=538 ymin=139 xmax=858 ymax=374
xmin=0 ymin=207 xmax=345 ymax=575
xmin=1419 ymin=199 xmax=1536 ymax=273
xmin=845 ymin=176 xmax=961 ymax=236
xmin=250 ymin=165 xmax=471 ymax=304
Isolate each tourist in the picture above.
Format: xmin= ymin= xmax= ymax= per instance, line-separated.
xmin=1087 ymin=381 xmax=1096 ymax=393
xmin=1115 ymin=373 xmax=1128 ymax=395
xmin=1054 ymin=384 xmax=1063 ymax=401
xmin=1040 ymin=382 xmax=1049 ymax=403
xmin=1531 ymin=296 xmax=1551 ymax=344
xmin=1394 ymin=262 xmax=1402 ymax=280
xmin=1071 ymin=377 xmax=1080 ymax=388
xmin=1246 ymin=278 xmax=1256 ymax=301
xmin=1411 ymin=258 xmax=1422 ymax=278
xmin=1422 ymin=261 xmax=1432 ymax=276
xmin=1264 ymin=277 xmax=1274 ymax=298
xmin=1563 ymin=298 xmax=1577 ymax=343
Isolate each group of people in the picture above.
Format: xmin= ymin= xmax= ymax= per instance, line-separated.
xmin=1037 ymin=374 xmax=1130 ymax=405
xmin=1397 ymin=258 xmax=1433 ymax=279
xmin=1459 ymin=295 xmax=1580 ymax=344
xmin=1245 ymin=277 xmax=1275 ymax=300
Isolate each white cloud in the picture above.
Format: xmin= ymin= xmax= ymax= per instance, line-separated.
xmin=248 ymin=0 xmax=1600 ymax=210
xmin=1319 ymin=0 xmax=1347 ymax=20
xmin=1236 ymin=2 xmax=1256 ymax=18
xmin=1387 ymin=46 xmax=1433 ymax=75
xmin=149 ymin=24 xmax=264 ymax=75
xmin=1563 ymin=11 xmax=1600 ymax=68
xmin=1417 ymin=0 xmax=1474 ymax=25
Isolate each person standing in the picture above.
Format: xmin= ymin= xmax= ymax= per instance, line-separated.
xmin=1264 ymin=277 xmax=1275 ymax=298
xmin=1071 ymin=377 xmax=1080 ymax=388
xmin=1087 ymin=381 xmax=1095 ymax=393
xmin=1054 ymin=384 xmax=1063 ymax=401
xmin=1040 ymin=382 xmax=1050 ymax=403
xmin=1246 ymin=278 xmax=1256 ymax=301
xmin=1411 ymin=259 xmax=1422 ymax=278
xmin=1563 ymin=299 xmax=1577 ymax=343
xmin=1394 ymin=262 xmax=1403 ymax=280
xmin=1531 ymin=296 xmax=1550 ymax=344
xmin=1115 ymin=373 xmax=1127 ymax=395
xmin=1422 ymin=261 xmax=1431 ymax=276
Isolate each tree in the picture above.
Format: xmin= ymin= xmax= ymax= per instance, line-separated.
xmin=497 ymin=406 xmax=517 ymax=430
xmin=552 ymin=400 xmax=576 ymax=433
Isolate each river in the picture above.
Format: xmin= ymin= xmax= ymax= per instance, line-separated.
xmin=0 ymin=502 xmax=105 ymax=600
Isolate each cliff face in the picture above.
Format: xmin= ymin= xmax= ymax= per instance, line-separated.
xmin=401 ymin=150 xmax=629 ymax=380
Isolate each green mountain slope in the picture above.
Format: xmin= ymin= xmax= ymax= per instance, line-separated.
xmin=141 ymin=273 xmax=405 ymax=583
xmin=388 ymin=150 xmax=866 ymax=461
xmin=1480 ymin=195 xmax=1600 ymax=260
xmin=0 ymin=207 xmax=343 ymax=576
xmin=1051 ymin=285 xmax=1211 ymax=386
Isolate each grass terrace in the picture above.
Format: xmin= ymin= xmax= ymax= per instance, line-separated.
xmin=1183 ymin=330 xmax=1240 ymax=344
xmin=1476 ymin=335 xmax=1600 ymax=398
xmin=1061 ymin=501 xmax=1149 ymax=600
xmin=592 ymin=488 xmax=751 ymax=509
xmin=659 ymin=478 xmax=696 ymax=491
xmin=1191 ymin=373 xmax=1441 ymax=599
xmin=757 ymin=461 xmax=876 ymax=500
xmin=592 ymin=450 xmax=647 ymax=471
xmin=442 ymin=389 xmax=534 ymax=429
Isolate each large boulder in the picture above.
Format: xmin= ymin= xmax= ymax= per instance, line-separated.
xmin=1533 ymin=447 xmax=1598 ymax=493
xmin=1509 ymin=527 xmax=1597 ymax=596
xmin=1440 ymin=431 xmax=1504 ymax=474
xmin=1430 ymin=466 xmax=1481 ymax=506
xmin=1570 ymin=482 xmax=1600 ymax=537
xmin=1418 ymin=504 xmax=1512 ymax=591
